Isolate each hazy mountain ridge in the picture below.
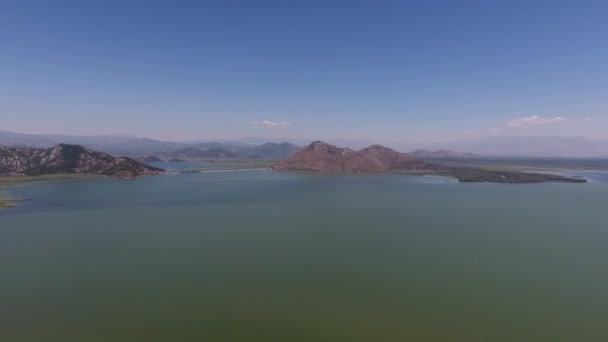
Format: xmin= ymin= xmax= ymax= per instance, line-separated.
xmin=2 ymin=131 xmax=608 ymax=158
xmin=249 ymin=142 xmax=302 ymax=159
xmin=0 ymin=144 xmax=163 ymax=179
xmin=141 ymin=155 xmax=163 ymax=162
xmin=0 ymin=130 xmax=137 ymax=148
xmin=0 ymin=132 xmax=302 ymax=160
xmin=155 ymin=142 xmax=300 ymax=160
xmin=408 ymin=149 xmax=479 ymax=160
xmin=442 ymin=136 xmax=608 ymax=158
xmin=169 ymin=147 xmax=240 ymax=159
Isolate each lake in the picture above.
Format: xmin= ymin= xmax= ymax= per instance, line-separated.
xmin=2 ymin=170 xmax=608 ymax=341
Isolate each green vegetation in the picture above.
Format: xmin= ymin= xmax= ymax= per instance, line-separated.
xmin=391 ymin=158 xmax=602 ymax=183
xmin=443 ymin=167 xmax=585 ymax=183
xmin=0 ymin=198 xmax=21 ymax=208
xmin=0 ymin=199 xmax=17 ymax=208
xmin=0 ymin=189 xmax=20 ymax=209
xmin=0 ymin=174 xmax=105 ymax=185
xmin=393 ymin=166 xmax=586 ymax=183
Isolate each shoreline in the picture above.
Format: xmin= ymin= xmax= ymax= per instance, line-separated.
xmin=274 ymin=168 xmax=587 ymax=184
xmin=0 ymin=189 xmax=23 ymax=209
xmin=0 ymin=173 xmax=107 ymax=184
xmin=0 ymin=166 xmax=592 ymax=210
xmin=0 ymin=174 xmax=108 ymax=210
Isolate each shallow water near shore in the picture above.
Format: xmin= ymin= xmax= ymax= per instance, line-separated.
xmin=2 ymin=171 xmax=608 ymax=341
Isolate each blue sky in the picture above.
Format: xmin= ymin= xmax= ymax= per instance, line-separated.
xmin=1 ymin=0 xmax=607 ymax=142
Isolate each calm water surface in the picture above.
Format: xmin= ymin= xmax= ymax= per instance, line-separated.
xmin=1 ymin=171 xmax=608 ymax=341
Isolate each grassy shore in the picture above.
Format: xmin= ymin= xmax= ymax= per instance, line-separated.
xmin=392 ymin=166 xmax=587 ymax=183
xmin=0 ymin=173 xmax=105 ymax=185
xmin=183 ymin=159 xmax=275 ymax=171
xmin=0 ymin=191 xmax=20 ymax=209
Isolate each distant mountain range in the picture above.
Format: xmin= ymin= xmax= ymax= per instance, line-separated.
xmin=383 ymin=136 xmax=608 ymax=158
xmin=2 ymin=130 xmax=608 ymax=158
xmin=0 ymin=131 xmax=301 ymax=159
xmin=159 ymin=142 xmax=302 ymax=160
xmin=169 ymin=147 xmax=240 ymax=159
xmin=440 ymin=136 xmax=608 ymax=158
xmin=249 ymin=142 xmax=303 ymax=159
xmin=408 ymin=149 xmax=479 ymax=160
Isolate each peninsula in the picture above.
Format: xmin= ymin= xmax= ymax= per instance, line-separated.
xmin=272 ymin=141 xmax=587 ymax=183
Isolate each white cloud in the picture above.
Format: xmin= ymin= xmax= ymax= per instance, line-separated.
xmin=251 ymin=120 xmax=291 ymax=128
xmin=507 ymin=116 xmax=565 ymax=127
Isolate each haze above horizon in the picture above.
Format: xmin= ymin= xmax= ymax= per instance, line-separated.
xmin=2 ymin=0 xmax=606 ymax=143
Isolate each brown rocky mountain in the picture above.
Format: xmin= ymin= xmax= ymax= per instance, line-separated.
xmin=271 ymin=141 xmax=430 ymax=172
xmin=0 ymin=144 xmax=164 ymax=179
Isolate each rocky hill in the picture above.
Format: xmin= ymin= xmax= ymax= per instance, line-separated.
xmin=0 ymin=144 xmax=163 ymax=179
xmin=272 ymin=141 xmax=430 ymax=172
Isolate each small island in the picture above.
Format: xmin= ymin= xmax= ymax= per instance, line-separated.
xmin=0 ymin=194 xmax=20 ymax=209
xmin=272 ymin=141 xmax=587 ymax=184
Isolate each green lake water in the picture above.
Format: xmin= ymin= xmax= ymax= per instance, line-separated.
xmin=1 ymin=171 xmax=608 ymax=341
